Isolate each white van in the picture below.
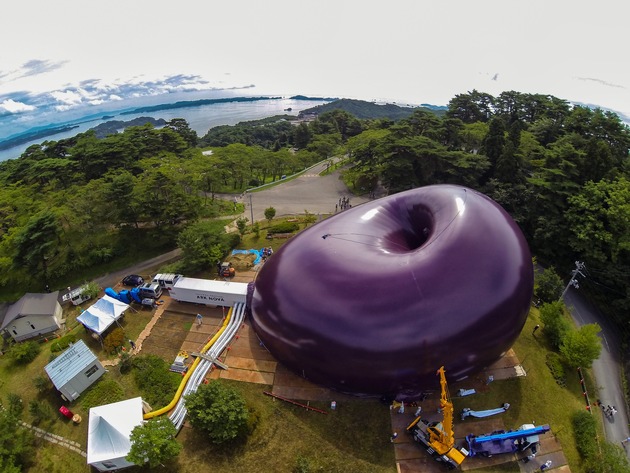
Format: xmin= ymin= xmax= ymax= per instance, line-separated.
xmin=152 ymin=273 xmax=183 ymax=290
xmin=62 ymin=287 xmax=92 ymax=306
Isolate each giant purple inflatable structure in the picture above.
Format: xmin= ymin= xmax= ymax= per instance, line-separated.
xmin=249 ymin=185 xmax=533 ymax=400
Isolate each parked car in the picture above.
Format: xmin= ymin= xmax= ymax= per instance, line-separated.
xmin=122 ymin=274 xmax=144 ymax=287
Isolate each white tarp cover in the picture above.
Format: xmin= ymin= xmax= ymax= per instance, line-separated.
xmin=87 ymin=397 xmax=143 ymax=469
xmin=77 ymin=295 xmax=129 ymax=335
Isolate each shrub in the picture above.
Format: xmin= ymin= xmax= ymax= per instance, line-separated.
xmin=50 ymin=333 xmax=77 ymax=353
xmin=119 ymin=351 xmax=133 ymax=374
xmin=294 ymin=456 xmax=312 ymax=473
xmin=6 ymin=393 xmax=24 ymax=419
xmin=264 ymin=207 xmax=276 ymax=222
xmin=185 ymin=380 xmax=250 ymax=444
xmin=34 ymin=375 xmax=51 ymax=393
xmin=236 ymin=218 xmax=249 ymax=235
xmin=9 ymin=341 xmax=41 ymax=364
xmin=539 ymin=301 xmax=572 ymax=349
xmin=268 ymin=221 xmax=299 ymax=234
xmin=560 ymin=323 xmax=602 ymax=368
xmin=132 ymin=355 xmax=181 ymax=407
xmin=534 ymin=266 xmax=564 ymax=303
xmin=572 ymin=410 xmax=598 ymax=459
xmin=224 ymin=231 xmax=241 ymax=249
xmin=80 ymin=378 xmax=125 ymax=410
xmin=103 ymin=327 xmax=125 ymax=354
xmin=545 ymin=353 xmax=566 ymax=386
xmin=28 ymin=400 xmax=53 ymax=425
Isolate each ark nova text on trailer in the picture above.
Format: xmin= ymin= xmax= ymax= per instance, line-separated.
xmin=152 ymin=273 xmax=248 ymax=306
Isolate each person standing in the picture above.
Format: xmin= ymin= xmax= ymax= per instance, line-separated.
xmin=533 ymin=324 xmax=540 ymax=335
xmin=390 ymin=432 xmax=398 ymax=442
xmin=129 ymin=339 xmax=136 ymax=351
xmin=196 ymin=313 xmax=203 ymax=326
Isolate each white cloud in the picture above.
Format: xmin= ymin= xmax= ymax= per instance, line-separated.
xmin=0 ymin=99 xmax=36 ymax=113
xmin=50 ymin=90 xmax=84 ymax=106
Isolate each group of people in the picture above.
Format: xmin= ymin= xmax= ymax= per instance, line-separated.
xmin=596 ymin=399 xmax=617 ymax=418
xmin=261 ymin=247 xmax=273 ymax=262
xmin=604 ymin=404 xmax=618 ymax=418
xmin=335 ymin=196 xmax=351 ymax=212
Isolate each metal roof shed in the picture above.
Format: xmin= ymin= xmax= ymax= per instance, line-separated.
xmin=44 ymin=340 xmax=105 ymax=401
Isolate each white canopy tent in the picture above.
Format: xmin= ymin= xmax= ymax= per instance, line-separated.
xmin=77 ymin=295 xmax=130 ymax=335
xmin=87 ymin=396 xmax=143 ymax=471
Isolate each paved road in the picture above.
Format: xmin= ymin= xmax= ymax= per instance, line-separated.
xmin=564 ymin=287 xmax=630 ymax=452
xmin=238 ymin=160 xmax=377 ymax=223
xmin=91 ymin=249 xmax=182 ymax=290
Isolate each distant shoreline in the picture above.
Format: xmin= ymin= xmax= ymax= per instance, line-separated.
xmin=0 ymin=124 xmax=80 ymax=151
xmin=0 ymin=95 xmax=333 ymax=151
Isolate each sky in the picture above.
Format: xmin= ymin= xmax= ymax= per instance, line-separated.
xmin=1 ymin=0 xmax=629 ymax=139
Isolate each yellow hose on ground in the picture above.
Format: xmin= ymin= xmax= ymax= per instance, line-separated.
xmin=143 ymin=307 xmax=233 ymax=419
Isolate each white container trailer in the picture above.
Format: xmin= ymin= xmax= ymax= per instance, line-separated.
xmin=167 ymin=276 xmax=248 ymax=307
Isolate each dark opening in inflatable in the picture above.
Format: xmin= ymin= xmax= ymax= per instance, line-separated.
xmin=383 ymin=207 xmax=433 ymax=253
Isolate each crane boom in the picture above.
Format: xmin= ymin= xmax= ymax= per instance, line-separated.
xmin=406 ymin=365 xmax=467 ymax=468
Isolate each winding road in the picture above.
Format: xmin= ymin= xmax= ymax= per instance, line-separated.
xmin=564 ymin=288 xmax=630 ymax=453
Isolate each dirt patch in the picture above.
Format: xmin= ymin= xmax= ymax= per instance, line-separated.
xmin=139 ymin=310 xmax=191 ymax=361
xmin=228 ymin=253 xmax=258 ymax=271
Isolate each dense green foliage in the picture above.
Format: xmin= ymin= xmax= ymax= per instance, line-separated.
xmin=545 ymin=352 xmax=566 ymax=385
xmin=299 ymin=98 xmax=445 ymax=120
xmin=8 ymin=341 xmax=41 ymax=364
xmin=267 ymin=221 xmax=300 ymax=234
xmin=184 ymin=380 xmax=251 ymax=444
xmin=103 ymin=326 xmax=125 ymax=354
xmin=264 ymin=206 xmax=276 ymax=222
xmin=540 ymin=301 xmax=572 ymax=349
xmin=534 ymin=266 xmax=564 ymax=303
xmin=0 ymin=409 xmax=33 ymax=471
xmin=127 ymin=417 xmax=182 ymax=468
xmin=572 ymin=410 xmax=598 ymax=458
xmin=560 ymin=323 xmax=602 ymax=368
xmin=571 ymin=410 xmax=630 ymax=472
xmin=131 ymin=355 xmax=181 ymax=408
xmin=79 ymin=377 xmax=125 ymax=410
xmin=50 ymin=333 xmax=78 ymax=352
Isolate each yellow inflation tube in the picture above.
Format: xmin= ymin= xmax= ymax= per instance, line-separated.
xmin=143 ymin=307 xmax=233 ymax=419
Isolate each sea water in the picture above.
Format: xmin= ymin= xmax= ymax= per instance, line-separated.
xmin=0 ymin=98 xmax=326 ymax=163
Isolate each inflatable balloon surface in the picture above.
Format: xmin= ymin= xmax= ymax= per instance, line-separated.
xmin=249 ymin=185 xmax=533 ymax=400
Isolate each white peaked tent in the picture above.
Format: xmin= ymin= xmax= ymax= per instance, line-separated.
xmin=87 ymin=397 xmax=144 ymax=471
xmin=77 ymin=295 xmax=130 ymax=335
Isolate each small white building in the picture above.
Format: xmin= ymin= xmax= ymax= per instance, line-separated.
xmin=0 ymin=292 xmax=62 ymax=342
xmin=88 ymin=397 xmax=144 ymax=471
xmin=44 ymin=339 xmax=105 ymax=401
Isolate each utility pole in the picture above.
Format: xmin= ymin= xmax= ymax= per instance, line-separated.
xmin=561 ymin=261 xmax=586 ymax=300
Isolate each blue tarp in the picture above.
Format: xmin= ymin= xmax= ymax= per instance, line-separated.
xmin=232 ymin=249 xmax=264 ymax=265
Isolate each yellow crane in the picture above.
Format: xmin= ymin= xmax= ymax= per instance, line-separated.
xmin=406 ymin=366 xmax=468 ymax=468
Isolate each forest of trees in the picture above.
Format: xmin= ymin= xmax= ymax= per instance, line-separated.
xmin=1 ymin=91 xmax=628 ymax=339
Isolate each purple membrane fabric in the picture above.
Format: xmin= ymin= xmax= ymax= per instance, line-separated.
xmin=248 ymin=185 xmax=534 ymax=400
